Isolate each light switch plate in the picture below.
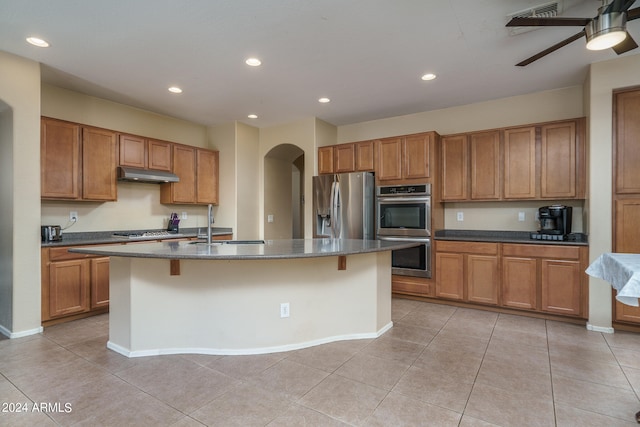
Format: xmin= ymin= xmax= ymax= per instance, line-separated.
xmin=456 ymin=212 xmax=464 ymax=221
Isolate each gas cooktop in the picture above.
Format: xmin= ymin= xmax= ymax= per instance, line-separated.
xmin=112 ymin=231 xmax=184 ymax=240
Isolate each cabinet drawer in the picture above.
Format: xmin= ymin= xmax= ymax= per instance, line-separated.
xmin=502 ymin=243 xmax=580 ymax=260
xmin=392 ymin=275 xmax=434 ymax=296
xmin=435 ymin=240 xmax=498 ymax=255
xmin=49 ymin=247 xmax=100 ymax=261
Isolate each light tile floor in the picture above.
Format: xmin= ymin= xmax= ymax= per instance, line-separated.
xmin=2 ymin=298 xmax=640 ymax=426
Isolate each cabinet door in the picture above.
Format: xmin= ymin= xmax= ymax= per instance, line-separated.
xmin=377 ymin=137 xmax=403 ymax=181
xmin=196 ymin=149 xmax=219 ymax=204
xmin=541 ymin=121 xmax=576 ymax=198
xmin=615 ymin=199 xmax=640 ymax=253
xmin=118 ymin=134 xmax=146 ymax=168
xmin=334 ymin=143 xmax=355 ymax=173
xmin=41 ymin=118 xmax=81 ymax=199
xmin=614 ymin=89 xmax=640 ymax=193
xmin=541 ymin=259 xmax=581 ymax=316
xmin=435 ymin=252 xmax=464 ymax=300
xmin=90 ymin=257 xmax=110 ymax=309
xmin=404 ymin=133 xmax=431 ymax=179
xmin=82 ymin=127 xmax=117 ymax=201
xmin=503 ymin=127 xmax=536 ymax=199
xmin=148 ymin=139 xmax=172 ymax=171
xmin=470 ymin=131 xmax=500 ymax=200
xmin=170 ymin=145 xmax=197 ymax=203
xmin=48 ymin=259 xmax=90 ymax=318
xmin=467 ymin=255 xmax=499 ymax=305
xmin=441 ymin=135 xmax=468 ymax=200
xmin=318 ymin=146 xmax=334 ymax=174
xmin=615 ymin=299 xmax=640 ymax=323
xmin=355 ymin=141 xmax=375 ymax=172
xmin=501 ymin=257 xmax=537 ymax=310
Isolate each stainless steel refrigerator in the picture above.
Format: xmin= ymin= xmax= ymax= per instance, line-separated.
xmin=313 ymin=172 xmax=375 ymax=239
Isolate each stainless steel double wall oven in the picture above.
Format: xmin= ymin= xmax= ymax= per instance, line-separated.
xmin=376 ymin=183 xmax=431 ymax=278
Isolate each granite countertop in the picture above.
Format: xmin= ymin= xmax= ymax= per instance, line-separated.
xmin=434 ymin=229 xmax=588 ymax=246
xmin=68 ymin=238 xmax=419 ymax=260
xmin=41 ymin=227 xmax=233 ymax=247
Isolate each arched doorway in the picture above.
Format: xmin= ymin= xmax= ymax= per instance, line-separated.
xmin=263 ymin=144 xmax=305 ymax=239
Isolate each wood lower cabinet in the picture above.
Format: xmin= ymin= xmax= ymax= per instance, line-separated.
xmin=501 ymin=256 xmax=537 ymax=310
xmin=435 ymin=241 xmax=499 ymax=305
xmin=42 ymin=246 xmax=110 ymax=325
xmin=541 ymin=259 xmax=582 ymax=316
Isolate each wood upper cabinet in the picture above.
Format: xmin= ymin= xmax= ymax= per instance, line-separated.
xmin=378 ymin=133 xmax=432 ymax=181
xmin=541 ymin=121 xmax=576 ymax=199
xmin=441 ymin=135 xmax=468 ymax=201
xmin=470 ymin=131 xmax=501 ymax=200
xmin=196 ymin=149 xmax=219 ymax=204
xmin=82 ymin=127 xmax=117 ymax=201
xmin=41 ymin=118 xmax=117 ymax=201
xmin=318 ymin=146 xmax=334 ymax=174
xmin=119 ymin=134 xmax=146 ymax=168
xmin=161 ymin=144 xmax=219 ymax=205
xmin=615 ymin=89 xmax=640 ymax=194
xmin=334 ymin=143 xmax=355 ymax=173
xmin=503 ymin=126 xmax=537 ymax=199
xmin=41 ymin=118 xmax=81 ymax=199
xmin=119 ymin=134 xmax=172 ymax=172
xmin=355 ymin=140 xmax=375 ymax=171
xmin=148 ymin=140 xmax=172 ymax=171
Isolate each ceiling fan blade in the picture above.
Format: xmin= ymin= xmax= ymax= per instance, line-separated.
xmin=516 ymin=30 xmax=585 ymax=66
xmin=613 ymin=32 xmax=639 ymax=53
xmin=627 ymin=7 xmax=640 ymax=20
xmin=506 ymin=16 xmax=592 ymax=27
xmin=605 ymin=0 xmax=636 ymax=13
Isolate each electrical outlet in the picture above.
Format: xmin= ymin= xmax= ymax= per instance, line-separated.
xmin=181 ymin=212 xmax=188 ymax=220
xmin=280 ymin=302 xmax=290 ymax=318
xmin=456 ymin=211 xmax=464 ymax=221
xmin=268 ymin=214 xmax=274 ymax=223
xmin=69 ymin=211 xmax=78 ymax=222
xmin=518 ymin=211 xmax=525 ymax=222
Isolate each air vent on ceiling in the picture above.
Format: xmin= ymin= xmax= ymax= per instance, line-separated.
xmin=507 ymin=1 xmax=563 ymax=35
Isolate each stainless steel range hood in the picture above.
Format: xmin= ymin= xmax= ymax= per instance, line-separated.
xmin=117 ymin=166 xmax=179 ymax=183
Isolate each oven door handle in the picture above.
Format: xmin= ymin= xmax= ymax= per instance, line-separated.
xmin=378 ymin=236 xmax=431 ymax=243
xmin=377 ymin=196 xmax=430 ymax=203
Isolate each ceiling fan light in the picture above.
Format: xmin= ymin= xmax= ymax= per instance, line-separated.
xmin=585 ymin=12 xmax=627 ymax=50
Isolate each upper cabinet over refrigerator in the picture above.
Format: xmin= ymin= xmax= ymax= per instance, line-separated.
xmin=313 ymin=172 xmax=375 ymax=240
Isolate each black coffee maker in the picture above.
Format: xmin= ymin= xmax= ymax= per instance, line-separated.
xmin=533 ymin=205 xmax=572 ymax=241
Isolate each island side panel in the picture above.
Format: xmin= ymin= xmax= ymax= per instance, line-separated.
xmin=107 ymin=257 xmax=132 ymax=354
xmin=108 ymin=252 xmax=392 ymax=356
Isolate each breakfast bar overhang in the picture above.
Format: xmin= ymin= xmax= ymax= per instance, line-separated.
xmin=70 ymin=239 xmax=416 ymax=358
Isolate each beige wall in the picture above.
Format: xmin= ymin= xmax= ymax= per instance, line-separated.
xmin=40 ymin=85 xmax=218 ymax=233
xmin=586 ymin=53 xmax=640 ymax=330
xmin=338 ymin=86 xmax=584 ymax=143
xmin=235 ymin=122 xmax=260 ymax=239
xmin=0 ymin=51 xmax=42 ymax=336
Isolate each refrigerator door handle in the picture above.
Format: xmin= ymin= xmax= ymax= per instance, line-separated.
xmin=333 ymin=181 xmax=341 ymax=238
xmin=329 ymin=181 xmax=337 ymax=238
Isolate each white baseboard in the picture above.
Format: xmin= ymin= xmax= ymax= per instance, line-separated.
xmin=586 ymin=323 xmax=615 ymax=334
xmin=0 ymin=324 xmax=43 ymax=339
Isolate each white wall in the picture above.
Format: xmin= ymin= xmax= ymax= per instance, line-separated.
xmin=0 ymin=51 xmax=41 ymax=336
xmin=586 ymin=53 xmax=640 ymax=330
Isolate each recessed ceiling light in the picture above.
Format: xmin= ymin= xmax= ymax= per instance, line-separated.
xmin=318 ymin=97 xmax=331 ymax=103
xmin=245 ymin=58 xmax=262 ymax=67
xmin=421 ymin=73 xmax=437 ymax=81
xmin=26 ymin=37 xmax=49 ymax=48
xmin=248 ymin=114 xmax=258 ymax=119
xmin=168 ymin=86 xmax=183 ymax=94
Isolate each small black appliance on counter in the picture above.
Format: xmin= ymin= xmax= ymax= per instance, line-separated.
xmin=531 ymin=205 xmax=572 ymax=241
xmin=41 ymin=225 xmax=62 ymax=242
xmin=167 ymin=213 xmax=180 ymax=233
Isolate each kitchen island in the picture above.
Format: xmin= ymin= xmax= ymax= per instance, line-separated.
xmin=70 ymin=239 xmax=414 ymax=357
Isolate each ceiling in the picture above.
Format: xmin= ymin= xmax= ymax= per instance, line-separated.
xmin=0 ymin=0 xmax=636 ymax=128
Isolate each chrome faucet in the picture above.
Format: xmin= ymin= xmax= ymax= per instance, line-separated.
xmin=207 ymin=204 xmax=215 ymax=245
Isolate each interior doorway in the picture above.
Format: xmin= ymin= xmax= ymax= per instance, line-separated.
xmin=263 ymin=144 xmax=305 ymax=239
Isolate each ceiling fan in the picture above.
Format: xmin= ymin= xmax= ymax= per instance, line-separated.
xmin=506 ymin=0 xmax=640 ymax=66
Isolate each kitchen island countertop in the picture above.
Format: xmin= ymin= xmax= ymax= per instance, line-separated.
xmin=69 ymin=238 xmax=418 ymax=260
